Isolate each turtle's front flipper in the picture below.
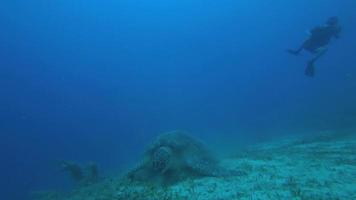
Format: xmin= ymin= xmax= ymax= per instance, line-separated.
xmin=215 ymin=168 xmax=247 ymax=177
xmin=186 ymin=157 xmax=246 ymax=177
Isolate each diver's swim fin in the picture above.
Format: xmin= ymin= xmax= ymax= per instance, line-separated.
xmin=305 ymin=61 xmax=315 ymax=77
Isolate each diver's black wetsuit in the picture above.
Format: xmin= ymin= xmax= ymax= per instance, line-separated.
xmin=287 ymin=17 xmax=341 ymax=77
xmin=303 ymin=25 xmax=341 ymax=53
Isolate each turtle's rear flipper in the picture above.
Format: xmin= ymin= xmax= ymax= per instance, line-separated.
xmin=186 ymin=158 xmax=245 ymax=177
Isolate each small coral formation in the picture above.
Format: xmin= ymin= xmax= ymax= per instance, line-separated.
xmin=87 ymin=162 xmax=99 ymax=182
xmin=59 ymin=161 xmax=100 ymax=185
xmin=59 ymin=161 xmax=83 ymax=181
xmin=127 ymin=130 xmax=244 ymax=185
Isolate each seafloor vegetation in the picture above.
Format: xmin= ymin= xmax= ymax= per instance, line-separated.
xmin=33 ymin=131 xmax=356 ymax=200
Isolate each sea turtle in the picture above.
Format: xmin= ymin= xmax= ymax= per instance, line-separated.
xmin=127 ymin=131 xmax=244 ymax=185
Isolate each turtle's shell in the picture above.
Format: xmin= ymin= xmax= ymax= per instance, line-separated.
xmin=147 ymin=131 xmax=219 ymax=174
xmin=128 ymin=131 xmax=244 ymax=185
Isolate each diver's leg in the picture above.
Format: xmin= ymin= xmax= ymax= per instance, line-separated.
xmin=305 ymin=47 xmax=328 ymax=77
xmin=287 ymin=46 xmax=303 ymax=55
xmin=305 ymin=62 xmax=315 ymax=77
xmin=309 ymin=47 xmax=328 ymax=64
xmin=287 ymin=40 xmax=308 ymax=55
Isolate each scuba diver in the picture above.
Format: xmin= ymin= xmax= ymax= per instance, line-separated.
xmin=287 ymin=16 xmax=342 ymax=77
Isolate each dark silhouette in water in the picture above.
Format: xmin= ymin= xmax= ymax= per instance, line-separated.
xmin=287 ymin=16 xmax=342 ymax=77
xmin=59 ymin=161 xmax=100 ymax=185
xmin=59 ymin=161 xmax=84 ymax=182
xmin=127 ymin=131 xmax=245 ymax=185
xmin=86 ymin=162 xmax=99 ymax=182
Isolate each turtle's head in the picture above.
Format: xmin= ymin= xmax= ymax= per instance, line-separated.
xmin=152 ymin=146 xmax=172 ymax=173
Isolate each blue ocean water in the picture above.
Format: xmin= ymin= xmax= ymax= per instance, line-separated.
xmin=1 ymin=0 xmax=356 ymax=199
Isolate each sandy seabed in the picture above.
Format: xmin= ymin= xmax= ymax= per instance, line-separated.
xmin=34 ymin=131 xmax=356 ymax=200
